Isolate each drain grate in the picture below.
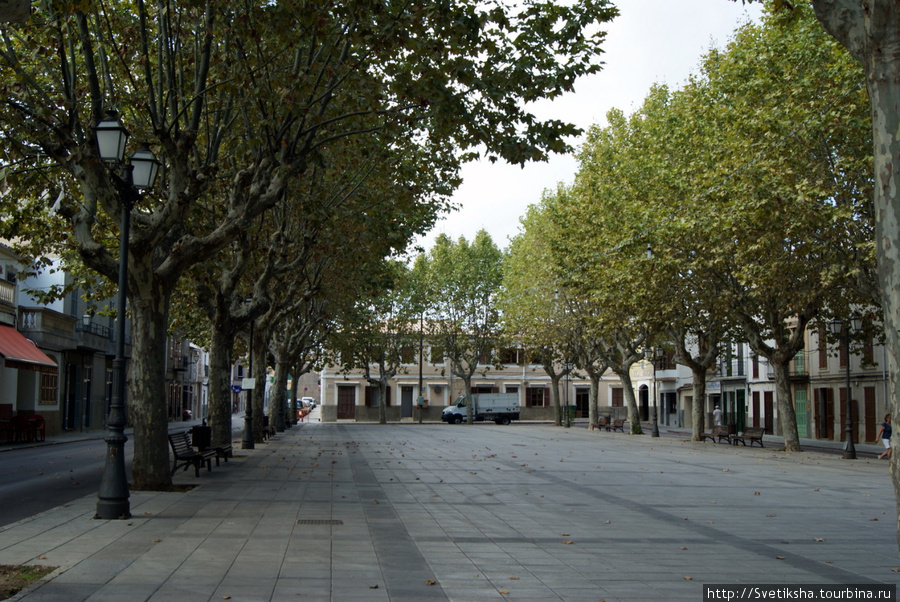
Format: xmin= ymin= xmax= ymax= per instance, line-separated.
xmin=297 ymin=519 xmax=343 ymax=525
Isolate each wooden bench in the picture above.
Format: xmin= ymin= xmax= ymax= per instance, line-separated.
xmin=168 ymin=432 xmax=215 ymax=477
xmin=605 ymin=418 xmax=626 ymax=432
xmin=732 ymin=427 xmax=765 ymax=448
xmin=211 ymin=444 xmax=233 ymax=465
xmin=699 ymin=425 xmax=732 ymax=443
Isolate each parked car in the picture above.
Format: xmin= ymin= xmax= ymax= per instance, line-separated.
xmin=301 ymin=397 xmax=317 ymax=408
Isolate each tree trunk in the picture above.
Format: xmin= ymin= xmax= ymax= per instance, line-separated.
xmin=550 ymin=373 xmax=562 ymax=426
xmin=378 ymin=380 xmax=388 ymax=425
xmin=462 ymin=376 xmax=474 ymax=424
xmin=271 ymin=360 xmax=289 ymax=432
xmin=771 ymin=359 xmax=801 ymax=452
xmin=584 ymin=365 xmax=602 ymax=430
xmin=589 ymin=372 xmax=602 ymax=430
xmin=251 ymin=322 xmax=267 ymax=443
xmin=616 ymin=370 xmax=642 ymax=434
xmin=127 ymin=285 xmax=173 ymax=491
xmin=811 ymin=0 xmax=900 ymax=551
xmin=207 ymin=312 xmax=235 ymax=449
xmin=690 ymin=368 xmax=708 ymax=441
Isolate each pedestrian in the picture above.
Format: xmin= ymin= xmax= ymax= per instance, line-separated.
xmin=713 ymin=405 xmax=723 ymax=427
xmin=877 ymin=414 xmax=892 ymax=460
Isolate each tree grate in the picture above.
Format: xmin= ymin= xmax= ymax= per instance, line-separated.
xmin=297 ymin=519 xmax=343 ymax=525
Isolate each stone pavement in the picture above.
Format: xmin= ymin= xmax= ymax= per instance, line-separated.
xmin=0 ymin=420 xmax=897 ymax=601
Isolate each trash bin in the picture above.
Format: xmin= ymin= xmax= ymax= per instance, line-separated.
xmin=191 ymin=424 xmax=211 ymax=450
xmin=567 ymin=405 xmax=576 ymax=421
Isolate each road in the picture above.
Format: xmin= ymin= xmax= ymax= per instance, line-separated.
xmin=0 ymin=437 xmax=124 ymax=527
xmin=0 ymin=415 xmax=268 ymax=528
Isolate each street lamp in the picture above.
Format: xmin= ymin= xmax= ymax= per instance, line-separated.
xmin=828 ymin=314 xmax=862 ymax=460
xmin=564 ymin=361 xmax=573 ymax=428
xmin=94 ymin=110 xmax=160 ymax=520
xmin=644 ymin=346 xmax=664 ymax=438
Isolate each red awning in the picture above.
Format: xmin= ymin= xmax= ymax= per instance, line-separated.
xmin=0 ymin=325 xmax=58 ymax=373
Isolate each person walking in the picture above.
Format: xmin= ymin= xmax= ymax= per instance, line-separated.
xmin=713 ymin=405 xmax=723 ymax=427
xmin=877 ymin=414 xmax=892 ymax=459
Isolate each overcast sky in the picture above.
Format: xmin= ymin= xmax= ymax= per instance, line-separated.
xmin=413 ymin=0 xmax=765 ymax=252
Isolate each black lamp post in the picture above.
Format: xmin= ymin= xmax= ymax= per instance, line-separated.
xmin=644 ymin=346 xmax=664 ymax=438
xmin=94 ymin=111 xmax=160 ymax=520
xmin=564 ymin=361 xmax=572 ymax=428
xmin=829 ymin=314 xmax=862 ymax=460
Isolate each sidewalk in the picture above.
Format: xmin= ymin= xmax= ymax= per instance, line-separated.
xmin=0 ymin=420 xmax=897 ymax=601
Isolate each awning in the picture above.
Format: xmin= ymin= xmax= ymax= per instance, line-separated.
xmin=0 ymin=325 xmax=58 ymax=373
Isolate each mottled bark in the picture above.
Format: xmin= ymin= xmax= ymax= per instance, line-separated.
xmin=207 ymin=313 xmax=236 ymax=449
xmin=691 ymin=374 xmax=709 ymax=441
xmin=127 ymin=283 xmax=172 ymax=491
xmin=251 ymin=322 xmax=267 ymax=443
xmin=811 ymin=0 xmax=900 ymax=551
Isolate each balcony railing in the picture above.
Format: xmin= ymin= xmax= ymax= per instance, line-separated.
xmin=0 ymin=279 xmax=14 ymax=306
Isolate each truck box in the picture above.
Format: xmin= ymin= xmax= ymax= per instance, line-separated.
xmin=441 ymin=393 xmax=520 ymax=425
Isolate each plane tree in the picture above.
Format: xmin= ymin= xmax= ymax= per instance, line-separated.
xmin=694 ymin=6 xmax=871 ymax=451
xmin=500 ymin=193 xmax=578 ymax=427
xmin=329 ymin=260 xmax=425 ymax=425
xmin=414 ymin=231 xmax=505 ymax=424
xmin=0 ymin=0 xmax=616 ymax=489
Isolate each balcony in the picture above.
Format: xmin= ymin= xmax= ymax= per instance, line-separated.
xmin=75 ymin=319 xmax=114 ymax=353
xmin=18 ymin=307 xmax=77 ymax=350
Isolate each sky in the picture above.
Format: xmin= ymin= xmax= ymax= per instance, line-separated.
xmin=414 ymin=0 xmax=765 ymax=252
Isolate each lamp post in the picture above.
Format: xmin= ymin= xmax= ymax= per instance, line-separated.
xmin=829 ymin=315 xmax=862 ymax=460
xmin=564 ymin=361 xmax=572 ymax=428
xmin=644 ymin=346 xmax=664 ymax=438
xmin=94 ymin=111 xmax=160 ymax=520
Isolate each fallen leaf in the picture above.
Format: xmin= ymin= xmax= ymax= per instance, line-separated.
xmin=814 ymin=538 xmax=825 ymax=542
xmin=153 ymin=539 xmax=162 ymax=543
xmin=508 ymin=576 xmax=519 ymax=580
xmin=222 ymin=597 xmax=231 ymax=600
xmin=562 ymin=540 xmax=574 ymax=545
xmin=425 ymin=579 xmax=436 ymax=585
xmin=767 ymin=514 xmax=776 ymax=517
xmin=683 ymin=576 xmax=693 ymax=580
xmin=369 ymin=585 xmax=379 ymax=589
xmin=38 ymin=556 xmax=47 ymax=560
xmin=870 ymin=518 xmax=879 ymax=521
xmin=680 ymin=547 xmax=687 ymax=551
xmin=372 ymin=500 xmax=379 ymax=505
xmin=776 ymin=556 xmax=785 ymax=560
xmin=561 ymin=533 xmax=570 ymax=536
xmin=754 ymin=492 xmax=761 ymax=496
xmin=499 ymin=590 xmax=509 ymax=595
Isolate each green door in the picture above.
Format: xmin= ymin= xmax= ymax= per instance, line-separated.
xmin=795 ymin=389 xmax=809 ymax=438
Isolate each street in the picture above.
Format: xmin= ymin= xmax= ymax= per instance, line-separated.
xmin=0 ymin=438 xmax=125 ymax=528
xmin=0 ymin=421 xmax=896 ymax=601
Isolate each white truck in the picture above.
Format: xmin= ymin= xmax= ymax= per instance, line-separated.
xmin=441 ymin=393 xmax=520 ymax=425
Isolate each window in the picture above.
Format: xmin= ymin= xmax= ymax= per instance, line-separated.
xmin=365 ymin=386 xmax=391 ymax=407
xmin=399 ymin=344 xmax=416 ymax=364
xmin=40 ymin=369 xmax=57 ymax=405
xmin=430 ymin=344 xmax=444 ymax=364
xmin=499 ymin=348 xmax=520 ymax=364
xmin=611 ymin=387 xmax=624 ymax=408
xmin=526 ymin=387 xmax=547 ymax=407
xmin=818 ymin=326 xmax=828 ymax=369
